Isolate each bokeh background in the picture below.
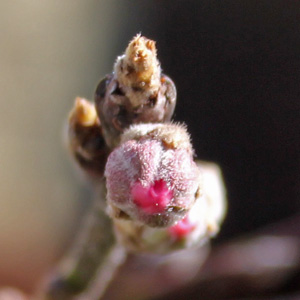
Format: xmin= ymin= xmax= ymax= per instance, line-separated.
xmin=0 ymin=0 xmax=299 ymax=295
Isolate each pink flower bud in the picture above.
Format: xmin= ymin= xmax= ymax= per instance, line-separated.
xmin=168 ymin=216 xmax=196 ymax=240
xmin=109 ymin=160 xmax=227 ymax=253
xmin=112 ymin=191 xmax=217 ymax=253
xmin=105 ymin=123 xmax=201 ymax=227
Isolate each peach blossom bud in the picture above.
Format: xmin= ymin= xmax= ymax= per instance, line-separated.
xmin=111 ymin=192 xmax=210 ymax=253
xmin=67 ymin=97 xmax=109 ymax=180
xmin=94 ymin=35 xmax=176 ymax=148
xmin=105 ymin=123 xmax=201 ymax=227
xmin=168 ymin=216 xmax=196 ymax=240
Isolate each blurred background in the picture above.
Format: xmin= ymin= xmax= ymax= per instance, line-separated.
xmin=0 ymin=0 xmax=299 ymax=296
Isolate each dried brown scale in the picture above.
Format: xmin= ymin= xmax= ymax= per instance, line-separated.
xmin=95 ymin=74 xmax=176 ymax=149
xmin=70 ymin=125 xmax=108 ymax=178
xmin=67 ymin=98 xmax=110 ymax=179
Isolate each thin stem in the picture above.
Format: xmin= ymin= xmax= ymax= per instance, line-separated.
xmin=44 ymin=183 xmax=124 ymax=299
xmin=75 ymin=245 xmax=126 ymax=300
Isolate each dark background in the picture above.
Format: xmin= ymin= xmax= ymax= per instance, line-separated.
xmin=116 ymin=0 xmax=300 ymax=239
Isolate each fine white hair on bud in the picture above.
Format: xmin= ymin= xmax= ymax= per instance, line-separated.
xmin=120 ymin=123 xmax=193 ymax=154
xmin=105 ymin=123 xmax=201 ymax=228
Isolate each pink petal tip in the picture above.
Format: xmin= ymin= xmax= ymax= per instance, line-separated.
xmin=131 ymin=179 xmax=172 ymax=214
xmin=168 ymin=216 xmax=195 ymax=240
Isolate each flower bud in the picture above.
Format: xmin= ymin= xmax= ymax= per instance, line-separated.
xmin=112 ymin=186 xmax=219 ymax=254
xmin=94 ymin=35 xmax=176 ymax=148
xmin=110 ymin=161 xmax=226 ymax=254
xmin=67 ymin=97 xmax=109 ymax=179
xmin=105 ymin=123 xmax=201 ymax=227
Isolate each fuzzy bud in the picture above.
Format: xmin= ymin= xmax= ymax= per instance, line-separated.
xmin=105 ymin=123 xmax=201 ymax=227
xmin=94 ymin=35 xmax=176 ymax=148
xmin=112 ymin=189 xmax=216 ymax=253
xmin=111 ymin=162 xmax=227 ymax=254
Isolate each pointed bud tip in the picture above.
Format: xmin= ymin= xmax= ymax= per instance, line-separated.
xmin=168 ymin=216 xmax=196 ymax=240
xmin=70 ymin=97 xmax=98 ymax=127
xmin=114 ymin=35 xmax=161 ymax=101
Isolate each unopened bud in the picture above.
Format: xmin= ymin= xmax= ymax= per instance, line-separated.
xmin=67 ymin=97 xmax=109 ymax=179
xmin=111 ymin=162 xmax=226 ymax=254
xmin=94 ymin=35 xmax=176 ymax=148
xmin=114 ymin=34 xmax=161 ymax=107
xmin=105 ymin=123 xmax=201 ymax=227
xmin=112 ymin=190 xmax=213 ymax=253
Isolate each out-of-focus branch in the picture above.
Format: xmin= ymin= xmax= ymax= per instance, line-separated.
xmin=158 ymin=214 xmax=300 ymax=300
xmin=3 ymin=215 xmax=299 ymax=300
xmin=0 ymin=288 xmax=28 ymax=300
xmin=102 ymin=214 xmax=300 ymax=300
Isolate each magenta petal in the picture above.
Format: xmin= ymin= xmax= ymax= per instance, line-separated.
xmin=131 ymin=180 xmax=173 ymax=214
xmin=168 ymin=216 xmax=195 ymax=240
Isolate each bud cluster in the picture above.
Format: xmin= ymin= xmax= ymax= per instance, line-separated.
xmin=66 ymin=35 xmax=226 ymax=254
